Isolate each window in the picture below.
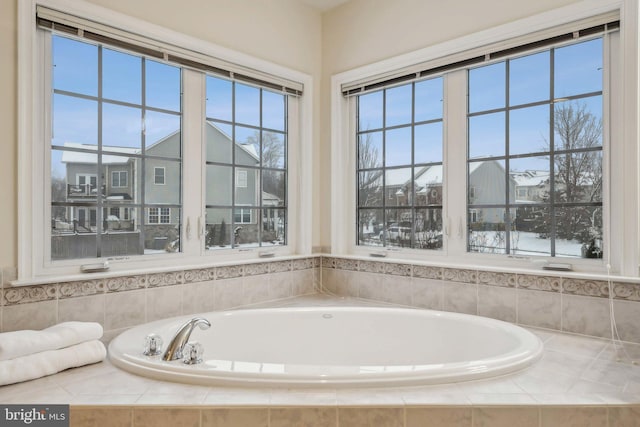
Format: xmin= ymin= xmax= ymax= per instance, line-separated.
xmin=148 ymin=207 xmax=171 ymax=224
xmin=111 ymin=171 xmax=128 ymax=188
xmin=204 ymin=76 xmax=287 ymax=250
xmin=234 ymin=208 xmax=252 ymax=224
xmin=154 ymin=167 xmax=165 ymax=185
xmin=19 ymin=2 xmax=309 ymax=280
xmin=333 ymin=8 xmax=628 ymax=272
xmin=49 ymin=34 xmax=182 ymax=261
xmin=235 ymin=170 xmax=248 ymax=188
xmin=468 ymin=38 xmax=603 ymax=258
xmin=356 ymin=77 xmax=444 ymax=250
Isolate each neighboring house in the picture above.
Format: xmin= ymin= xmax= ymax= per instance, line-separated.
xmin=55 ymin=122 xmax=276 ymax=254
xmin=510 ymin=170 xmax=550 ymax=203
xmin=359 ymin=160 xmax=515 ymax=229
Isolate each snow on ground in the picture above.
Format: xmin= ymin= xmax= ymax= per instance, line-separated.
xmin=470 ymin=231 xmax=583 ymax=257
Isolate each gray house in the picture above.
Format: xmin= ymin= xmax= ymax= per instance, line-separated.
xmin=55 ymin=122 xmax=277 ymax=255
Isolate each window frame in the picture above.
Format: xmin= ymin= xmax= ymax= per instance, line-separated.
xmin=17 ymin=0 xmax=313 ymax=283
xmin=330 ymin=1 xmax=638 ymax=276
xmin=154 ymin=167 xmax=165 ymax=185
xmin=111 ymin=171 xmax=128 ymax=188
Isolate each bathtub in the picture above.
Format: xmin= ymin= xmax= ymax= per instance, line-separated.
xmin=108 ymin=306 xmax=543 ymax=387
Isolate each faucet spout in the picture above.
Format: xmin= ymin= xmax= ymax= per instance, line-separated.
xmin=162 ymin=317 xmax=211 ymax=361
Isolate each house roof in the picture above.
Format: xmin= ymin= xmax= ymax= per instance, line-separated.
xmin=206 ymin=122 xmax=260 ymax=162
xmin=61 ymin=143 xmax=137 ymax=164
xmin=511 ymin=170 xmax=550 ymax=187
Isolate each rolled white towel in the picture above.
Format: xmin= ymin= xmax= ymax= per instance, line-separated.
xmin=0 ymin=339 xmax=106 ymax=386
xmin=0 ymin=322 xmax=103 ymax=361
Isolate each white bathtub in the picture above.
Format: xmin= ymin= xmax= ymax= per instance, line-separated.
xmin=108 ymin=306 xmax=543 ymax=387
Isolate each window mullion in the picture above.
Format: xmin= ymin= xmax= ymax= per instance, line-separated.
xmin=181 ymin=69 xmax=204 ymax=256
xmin=444 ymin=70 xmax=468 ymax=256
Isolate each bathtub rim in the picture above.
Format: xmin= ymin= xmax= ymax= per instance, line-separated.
xmin=108 ymin=305 xmax=544 ymax=388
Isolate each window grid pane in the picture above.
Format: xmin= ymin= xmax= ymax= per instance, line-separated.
xmin=357 ymin=77 xmax=444 ymax=250
xmin=50 ymin=35 xmax=182 ymax=260
xmin=467 ymin=37 xmax=603 ymax=258
xmin=205 ymin=76 xmax=288 ymax=250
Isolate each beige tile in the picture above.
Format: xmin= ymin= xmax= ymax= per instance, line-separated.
xmin=62 ymin=370 xmax=151 ymax=395
xmin=268 ymin=271 xmax=292 ymax=300
xmin=202 ymin=408 xmax=268 ymax=427
xmin=146 ymin=285 xmax=183 ymax=322
xmin=359 ymin=273 xmax=412 ymax=306
xmin=608 ymin=406 xmax=640 ymax=427
xmin=478 ymin=284 xmax=516 ymax=322
xmin=133 ymin=408 xmax=199 ymax=427
xmin=338 ymin=408 xmax=403 ymax=427
xmin=203 ymin=388 xmax=272 ymax=405
xmin=182 ymin=280 xmax=215 ymax=315
xmin=70 ymin=407 xmax=132 ymax=427
xmin=612 ymin=299 xmax=640 ymax=344
xmin=2 ymin=300 xmax=57 ymax=332
xmin=354 ymin=271 xmax=383 ymax=301
xmin=58 ymin=294 xmax=105 ymax=325
xmin=406 ymin=407 xmax=471 ymax=427
xmin=213 ymin=278 xmax=244 ymax=310
xmin=562 ymin=294 xmax=611 ymax=338
xmin=517 ymin=289 xmax=561 ymax=330
xmin=269 ymin=390 xmax=337 ymax=406
xmin=443 ymin=282 xmax=477 ymax=315
xmin=242 ymin=274 xmax=270 ymax=305
xmin=270 ymin=407 xmax=337 ymax=427
xmin=105 ymin=290 xmax=145 ymax=330
xmin=411 ymin=277 xmax=443 ymax=310
xmin=544 ymin=333 xmax=608 ymax=358
xmin=291 ymin=269 xmax=315 ymax=295
xmin=473 ymin=407 xmax=538 ymax=427
xmin=541 ymin=407 xmax=607 ymax=427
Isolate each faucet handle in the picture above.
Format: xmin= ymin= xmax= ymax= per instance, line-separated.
xmin=183 ymin=341 xmax=204 ymax=364
xmin=143 ymin=333 xmax=163 ymax=356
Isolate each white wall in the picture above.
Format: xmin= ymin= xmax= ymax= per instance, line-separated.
xmin=318 ymin=0 xmax=582 ymax=250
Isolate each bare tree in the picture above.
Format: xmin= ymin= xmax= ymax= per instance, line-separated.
xmin=536 ymin=101 xmax=603 ymax=255
xmin=553 ymin=102 xmax=602 ymax=204
xmin=357 ymin=133 xmax=383 ymax=243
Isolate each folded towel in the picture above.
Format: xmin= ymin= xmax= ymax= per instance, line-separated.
xmin=0 ymin=339 xmax=106 ymax=386
xmin=0 ymin=321 xmax=103 ymax=361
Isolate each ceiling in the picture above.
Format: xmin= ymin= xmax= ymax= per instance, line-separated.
xmin=298 ymin=0 xmax=351 ymax=12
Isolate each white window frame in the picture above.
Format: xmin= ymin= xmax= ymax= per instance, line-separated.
xmin=17 ymin=0 xmax=313 ymax=283
xmin=154 ymin=167 xmax=165 ymax=185
xmin=148 ymin=207 xmax=171 ymax=224
xmin=233 ymin=207 xmax=253 ymax=224
xmin=235 ymin=169 xmax=248 ymax=188
xmin=331 ymin=0 xmax=639 ymax=276
xmin=111 ymin=171 xmax=128 ymax=188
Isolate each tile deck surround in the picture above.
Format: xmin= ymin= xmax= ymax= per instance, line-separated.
xmin=1 ymin=295 xmax=639 ymax=424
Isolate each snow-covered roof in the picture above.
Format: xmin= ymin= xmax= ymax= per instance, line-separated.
xmin=415 ymin=165 xmax=443 ymax=187
xmin=61 ymin=143 xmax=137 ymax=164
xmin=511 ymin=170 xmax=550 ymax=187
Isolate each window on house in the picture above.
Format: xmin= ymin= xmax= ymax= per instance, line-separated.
xmin=235 ymin=170 xmax=248 ymax=188
xmin=468 ymin=38 xmax=603 ymax=258
xmin=204 ymin=76 xmax=287 ymax=250
xmin=49 ymin=34 xmax=182 ymax=260
xmin=233 ymin=208 xmax=253 ymax=224
xmin=111 ymin=171 xmax=128 ymax=188
xmin=154 ymin=167 xmax=165 ymax=185
xmin=148 ymin=207 xmax=171 ymax=224
xmin=356 ymin=76 xmax=444 ymax=250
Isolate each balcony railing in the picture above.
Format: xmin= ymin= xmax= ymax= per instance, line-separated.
xmin=67 ymin=184 xmax=106 ymax=198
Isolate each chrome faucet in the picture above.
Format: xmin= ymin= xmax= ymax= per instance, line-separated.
xmin=162 ymin=317 xmax=211 ymax=361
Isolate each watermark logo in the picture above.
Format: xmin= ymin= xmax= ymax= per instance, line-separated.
xmin=1 ymin=405 xmax=69 ymax=426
